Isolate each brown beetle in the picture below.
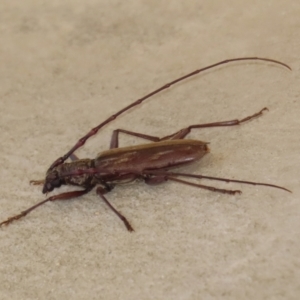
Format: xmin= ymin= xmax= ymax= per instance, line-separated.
xmin=0 ymin=57 xmax=291 ymax=231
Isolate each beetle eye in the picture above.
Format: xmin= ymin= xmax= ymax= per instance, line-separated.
xmin=53 ymin=179 xmax=61 ymax=188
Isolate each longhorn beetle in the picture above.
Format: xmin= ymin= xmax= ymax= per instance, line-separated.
xmin=0 ymin=57 xmax=291 ymax=231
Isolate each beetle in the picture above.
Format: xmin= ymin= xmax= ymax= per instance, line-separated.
xmin=0 ymin=57 xmax=291 ymax=231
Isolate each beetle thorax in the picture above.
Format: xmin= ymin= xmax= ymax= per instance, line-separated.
xmin=43 ymin=159 xmax=95 ymax=193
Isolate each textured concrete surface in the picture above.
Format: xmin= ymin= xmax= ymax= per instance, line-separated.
xmin=0 ymin=1 xmax=299 ymax=299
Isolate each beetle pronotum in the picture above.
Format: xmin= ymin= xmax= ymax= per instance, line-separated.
xmin=0 ymin=57 xmax=291 ymax=231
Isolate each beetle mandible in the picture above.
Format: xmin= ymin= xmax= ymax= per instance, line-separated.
xmin=0 ymin=57 xmax=291 ymax=231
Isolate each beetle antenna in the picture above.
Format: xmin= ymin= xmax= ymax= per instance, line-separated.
xmin=49 ymin=57 xmax=291 ymax=171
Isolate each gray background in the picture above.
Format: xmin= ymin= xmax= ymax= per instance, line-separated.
xmin=0 ymin=1 xmax=299 ymax=299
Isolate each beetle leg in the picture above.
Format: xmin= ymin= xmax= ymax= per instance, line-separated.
xmin=161 ymin=107 xmax=268 ymax=140
xmin=0 ymin=189 xmax=91 ymax=227
xmin=160 ymin=128 xmax=190 ymax=140
xmin=143 ymin=170 xmax=291 ymax=193
xmin=96 ymin=187 xmax=134 ymax=232
xmin=109 ymin=108 xmax=267 ymax=148
xmin=144 ymin=174 xmax=241 ymax=195
xmin=167 ymin=177 xmax=241 ymax=194
xmin=110 ymin=129 xmax=160 ymax=149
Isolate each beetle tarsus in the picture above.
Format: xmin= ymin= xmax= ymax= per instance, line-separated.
xmin=0 ymin=211 xmax=28 ymax=227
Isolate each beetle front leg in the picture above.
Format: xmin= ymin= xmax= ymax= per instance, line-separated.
xmin=0 ymin=189 xmax=91 ymax=227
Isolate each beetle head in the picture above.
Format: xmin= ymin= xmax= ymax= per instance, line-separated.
xmin=42 ymin=169 xmax=64 ymax=194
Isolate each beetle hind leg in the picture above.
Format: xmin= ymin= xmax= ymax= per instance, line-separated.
xmin=161 ymin=107 xmax=268 ymax=140
xmin=143 ymin=170 xmax=290 ymax=193
xmin=110 ymin=129 xmax=160 ymax=149
xmin=109 ymin=108 xmax=268 ymax=146
xmin=167 ymin=177 xmax=241 ymax=194
xmin=143 ymin=174 xmax=241 ymax=195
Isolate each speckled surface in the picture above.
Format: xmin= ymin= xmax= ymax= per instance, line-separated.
xmin=0 ymin=1 xmax=299 ymax=299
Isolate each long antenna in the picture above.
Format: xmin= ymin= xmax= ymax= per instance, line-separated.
xmin=48 ymin=57 xmax=291 ymax=171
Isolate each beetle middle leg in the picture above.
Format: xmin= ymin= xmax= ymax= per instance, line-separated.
xmin=96 ymin=186 xmax=134 ymax=231
xmin=0 ymin=189 xmax=91 ymax=227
